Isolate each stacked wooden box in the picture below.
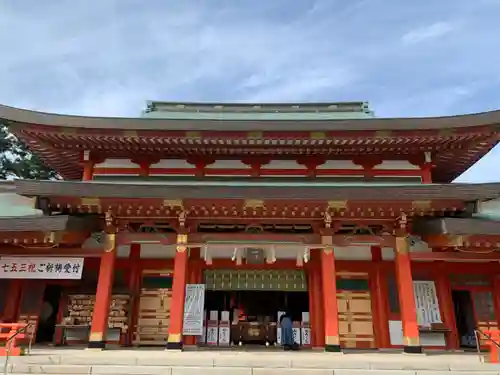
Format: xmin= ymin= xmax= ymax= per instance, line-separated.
xmin=62 ymin=294 xmax=130 ymax=331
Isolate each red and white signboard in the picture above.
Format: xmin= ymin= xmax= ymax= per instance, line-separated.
xmin=0 ymin=257 xmax=84 ymax=279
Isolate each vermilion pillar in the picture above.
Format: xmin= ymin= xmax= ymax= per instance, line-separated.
xmin=394 ymin=236 xmax=422 ymax=353
xmin=492 ymin=276 xmax=500 ymax=334
xmin=434 ymin=264 xmax=458 ymax=349
xmin=320 ymin=244 xmax=341 ymax=352
xmin=88 ymin=234 xmax=116 ymax=349
xmin=2 ymin=280 xmax=23 ymax=322
xmin=371 ymin=246 xmax=390 ymax=348
xmin=166 ymin=234 xmax=189 ymax=350
xmin=82 ymin=161 xmax=94 ymax=181
xmin=126 ymin=243 xmax=141 ymax=346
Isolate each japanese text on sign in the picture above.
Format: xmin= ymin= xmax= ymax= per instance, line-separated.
xmin=0 ymin=257 xmax=84 ymax=279
xmin=183 ymin=284 xmax=205 ymax=336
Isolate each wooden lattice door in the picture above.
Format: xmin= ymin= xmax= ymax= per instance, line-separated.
xmin=133 ymin=272 xmax=173 ymax=346
xmin=337 ymin=272 xmax=375 ymax=349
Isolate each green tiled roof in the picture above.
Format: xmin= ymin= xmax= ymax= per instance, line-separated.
xmin=141 ymin=101 xmax=375 ymax=120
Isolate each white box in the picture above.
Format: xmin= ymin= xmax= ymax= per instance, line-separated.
xmin=302 ymin=312 xmax=310 ymax=323
xmin=301 ymin=327 xmax=311 ymax=345
xmin=209 ymin=310 xmax=219 ymax=321
xmin=206 ymin=324 xmax=218 ymax=346
xmin=221 ymin=310 xmax=230 ymax=322
xmin=218 ymin=322 xmax=230 ymax=346
xmin=293 ymin=327 xmax=301 ymax=345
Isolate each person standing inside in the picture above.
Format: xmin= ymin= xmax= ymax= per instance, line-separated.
xmin=279 ymin=311 xmax=296 ymax=351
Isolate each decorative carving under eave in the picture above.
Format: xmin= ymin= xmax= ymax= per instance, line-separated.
xmin=178 ymin=211 xmax=187 ymax=228
xmin=324 ymin=211 xmax=332 ymax=228
xmin=394 ymin=212 xmax=409 ymax=237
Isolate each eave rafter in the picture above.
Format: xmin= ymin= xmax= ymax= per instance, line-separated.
xmin=13 ymin=124 xmax=498 ymax=181
xmin=44 ymin=196 xmax=467 ymax=222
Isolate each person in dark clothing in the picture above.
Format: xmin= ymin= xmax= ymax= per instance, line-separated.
xmin=279 ymin=312 xmax=298 ymax=351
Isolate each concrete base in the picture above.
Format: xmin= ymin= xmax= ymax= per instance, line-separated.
xmin=166 ymin=341 xmax=183 ymax=351
xmin=325 ymin=344 xmax=341 ymax=353
xmin=87 ymin=341 xmax=106 ymax=350
xmin=3 ymin=348 xmax=494 ymax=374
xmin=403 ymin=345 xmax=423 ymax=354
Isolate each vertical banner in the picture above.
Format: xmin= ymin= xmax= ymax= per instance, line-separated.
xmin=183 ymin=284 xmax=205 ymax=336
xmin=413 ymin=281 xmax=442 ymax=326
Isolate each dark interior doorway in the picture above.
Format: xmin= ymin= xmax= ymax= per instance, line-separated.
xmin=452 ymin=290 xmax=477 ymax=348
xmin=205 ymin=291 xmax=309 ymax=323
xmin=35 ymin=285 xmax=62 ymax=344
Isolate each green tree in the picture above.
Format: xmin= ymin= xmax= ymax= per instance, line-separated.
xmin=0 ymin=123 xmax=58 ymax=180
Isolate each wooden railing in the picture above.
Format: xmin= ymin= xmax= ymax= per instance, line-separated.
xmin=0 ymin=323 xmax=34 ymax=375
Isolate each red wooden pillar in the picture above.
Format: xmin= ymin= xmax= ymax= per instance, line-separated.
xmin=394 ymin=236 xmax=422 ymax=353
xmin=434 ymin=263 xmax=458 ymax=350
xmin=371 ymin=246 xmax=390 ymax=348
xmin=166 ymin=234 xmax=189 ymax=350
xmin=492 ymin=275 xmax=500 ymax=332
xmin=82 ymin=161 xmax=94 ymax=181
xmin=88 ymin=234 xmax=116 ymax=349
xmin=320 ymin=244 xmax=340 ymax=352
xmin=421 ymin=164 xmax=432 ymax=184
xmin=2 ymin=280 xmax=23 ymax=322
xmin=127 ymin=243 xmax=141 ymax=346
xmin=312 ymin=251 xmax=325 ymax=347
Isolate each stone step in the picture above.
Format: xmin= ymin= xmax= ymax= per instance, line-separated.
xmin=6 ymin=369 xmax=500 ymax=375
xmin=3 ymin=350 xmax=500 ymax=375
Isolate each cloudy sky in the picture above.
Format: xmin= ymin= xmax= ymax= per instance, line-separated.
xmin=1 ymin=0 xmax=500 ymax=181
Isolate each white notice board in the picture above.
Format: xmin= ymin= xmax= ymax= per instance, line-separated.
xmin=183 ymin=284 xmax=205 ymax=335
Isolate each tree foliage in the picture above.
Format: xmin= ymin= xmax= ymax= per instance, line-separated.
xmin=0 ymin=122 xmax=58 ymax=180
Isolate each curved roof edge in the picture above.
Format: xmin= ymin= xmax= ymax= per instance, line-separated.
xmin=1 ymin=103 xmax=500 ymax=131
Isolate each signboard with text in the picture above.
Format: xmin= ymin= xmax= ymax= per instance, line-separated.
xmin=183 ymin=284 xmax=205 ymax=336
xmin=0 ymin=257 xmax=84 ymax=279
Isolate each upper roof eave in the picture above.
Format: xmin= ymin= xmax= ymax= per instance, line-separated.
xmin=13 ymin=180 xmax=500 ymax=202
xmin=1 ymin=103 xmax=500 ymax=132
xmin=412 ymin=217 xmax=500 ymax=236
xmin=0 ymin=214 xmax=100 ymax=232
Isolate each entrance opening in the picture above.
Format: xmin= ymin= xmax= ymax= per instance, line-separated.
xmin=205 ymin=290 xmax=309 ymax=346
xmin=35 ymin=285 xmax=62 ymax=344
xmin=452 ymin=290 xmax=477 ymax=348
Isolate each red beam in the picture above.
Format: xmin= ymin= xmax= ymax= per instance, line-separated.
xmin=0 ymin=246 xmax=104 ymax=257
xmin=190 ymin=233 xmax=321 ymax=244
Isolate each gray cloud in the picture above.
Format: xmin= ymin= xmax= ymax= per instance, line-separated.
xmin=0 ymin=0 xmax=500 ymax=181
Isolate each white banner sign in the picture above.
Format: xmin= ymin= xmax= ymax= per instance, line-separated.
xmin=0 ymin=257 xmax=84 ymax=279
xmin=413 ymin=280 xmax=442 ymax=327
xmin=183 ymin=284 xmax=205 ymax=336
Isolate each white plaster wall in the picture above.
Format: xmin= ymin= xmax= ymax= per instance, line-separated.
xmin=317 ymin=160 xmax=362 ymax=169
xmin=95 ymin=159 xmax=135 ymax=168
xmin=207 ymin=160 xmax=248 ymax=169
xmin=261 ymin=160 xmax=306 ymax=169
xmin=151 ymin=159 xmax=193 ymax=169
xmin=140 ymin=243 xmax=176 ymax=258
xmin=374 ymin=160 xmax=419 ymax=170
xmin=334 ymin=246 xmax=372 ymax=260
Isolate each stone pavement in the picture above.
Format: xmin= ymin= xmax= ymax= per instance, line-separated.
xmin=2 ymin=348 xmax=500 ymax=374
